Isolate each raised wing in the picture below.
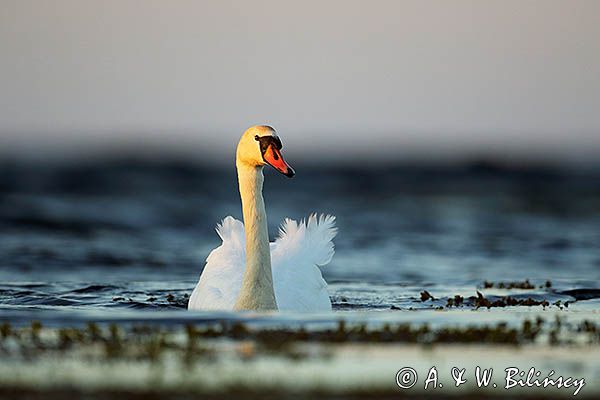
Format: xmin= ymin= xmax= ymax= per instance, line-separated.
xmin=188 ymin=216 xmax=245 ymax=310
xmin=271 ymin=214 xmax=337 ymax=311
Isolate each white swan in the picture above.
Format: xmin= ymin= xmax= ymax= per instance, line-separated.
xmin=188 ymin=125 xmax=337 ymax=312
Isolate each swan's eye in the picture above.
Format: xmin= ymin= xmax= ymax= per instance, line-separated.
xmin=256 ymin=135 xmax=283 ymax=156
xmin=254 ymin=135 xmax=259 ymax=141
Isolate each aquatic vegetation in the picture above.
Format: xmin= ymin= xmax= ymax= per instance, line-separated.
xmin=483 ymin=279 xmax=533 ymax=289
xmin=0 ymin=317 xmax=597 ymax=398
xmin=482 ymin=279 xmax=554 ymax=290
xmin=0 ymin=317 xmax=598 ymax=356
xmin=0 ymin=322 xmax=11 ymax=338
xmin=441 ymin=290 xmax=561 ymax=309
xmin=419 ymin=290 xmax=435 ymax=301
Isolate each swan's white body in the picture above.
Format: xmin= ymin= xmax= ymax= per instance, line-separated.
xmin=188 ymin=125 xmax=337 ymax=312
xmin=188 ymin=214 xmax=336 ymax=311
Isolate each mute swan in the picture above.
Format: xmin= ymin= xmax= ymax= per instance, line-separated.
xmin=188 ymin=125 xmax=337 ymax=311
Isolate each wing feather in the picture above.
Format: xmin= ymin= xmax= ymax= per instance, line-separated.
xmin=188 ymin=216 xmax=245 ymax=310
xmin=271 ymin=214 xmax=337 ymax=311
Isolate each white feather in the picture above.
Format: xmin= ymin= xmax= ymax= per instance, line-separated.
xmin=188 ymin=214 xmax=336 ymax=312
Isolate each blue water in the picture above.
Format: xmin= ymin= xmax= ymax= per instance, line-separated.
xmin=1 ymin=161 xmax=599 ymax=325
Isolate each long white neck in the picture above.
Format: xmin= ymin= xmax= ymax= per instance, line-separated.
xmin=233 ymin=162 xmax=278 ymax=310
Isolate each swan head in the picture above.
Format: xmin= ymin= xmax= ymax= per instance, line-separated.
xmin=236 ymin=125 xmax=295 ymax=178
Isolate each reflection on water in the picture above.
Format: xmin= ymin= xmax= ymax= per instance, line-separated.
xmin=0 ymin=161 xmax=599 ymax=319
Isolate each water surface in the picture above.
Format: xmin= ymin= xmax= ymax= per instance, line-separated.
xmin=1 ymin=161 xmax=599 ymax=324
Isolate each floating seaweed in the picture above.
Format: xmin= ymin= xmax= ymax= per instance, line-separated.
xmin=0 ymin=317 xmax=597 ymax=352
xmin=444 ymin=291 xmax=551 ymax=309
xmin=483 ymin=279 xmax=535 ymax=289
xmin=420 ymin=290 xmax=435 ymax=302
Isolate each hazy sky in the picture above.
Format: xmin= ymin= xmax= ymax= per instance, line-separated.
xmin=1 ymin=1 xmax=599 ymax=165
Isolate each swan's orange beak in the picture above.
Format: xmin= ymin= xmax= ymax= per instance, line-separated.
xmin=264 ymin=144 xmax=295 ymax=178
